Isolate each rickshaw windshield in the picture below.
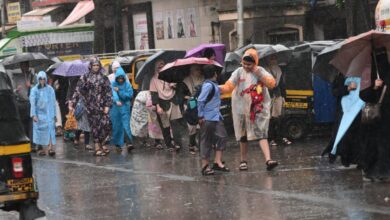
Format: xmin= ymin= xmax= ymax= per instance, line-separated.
xmin=0 ymin=72 xmax=19 ymax=120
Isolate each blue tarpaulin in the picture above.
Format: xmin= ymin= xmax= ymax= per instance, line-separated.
xmin=313 ymin=75 xmax=336 ymax=123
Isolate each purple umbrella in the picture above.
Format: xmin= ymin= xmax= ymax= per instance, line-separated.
xmin=185 ymin=43 xmax=226 ymax=65
xmin=53 ymin=60 xmax=89 ymax=77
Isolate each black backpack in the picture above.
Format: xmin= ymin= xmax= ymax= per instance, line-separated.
xmin=183 ymin=82 xmax=215 ymax=125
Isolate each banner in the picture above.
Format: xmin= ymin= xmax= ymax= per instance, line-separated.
xmin=7 ymin=2 xmax=22 ymax=24
xmin=133 ymin=13 xmax=149 ymax=50
xmin=155 ymin=12 xmax=164 ymax=40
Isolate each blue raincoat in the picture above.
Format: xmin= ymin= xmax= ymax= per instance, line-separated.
xmin=29 ymin=71 xmax=56 ymax=146
xmin=110 ymin=68 xmax=134 ymax=147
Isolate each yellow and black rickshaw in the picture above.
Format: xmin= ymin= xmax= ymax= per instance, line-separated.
xmin=0 ymin=68 xmax=45 ymax=219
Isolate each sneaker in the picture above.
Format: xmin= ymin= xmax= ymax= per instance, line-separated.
xmin=270 ymin=140 xmax=278 ymax=146
xmin=189 ymin=146 xmax=198 ymax=155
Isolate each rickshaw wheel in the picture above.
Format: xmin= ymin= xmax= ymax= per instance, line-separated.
xmin=18 ymin=199 xmax=45 ymax=220
xmin=285 ymin=118 xmax=305 ymax=140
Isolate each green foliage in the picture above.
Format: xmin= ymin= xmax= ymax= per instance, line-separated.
xmin=336 ymin=0 xmax=345 ymax=8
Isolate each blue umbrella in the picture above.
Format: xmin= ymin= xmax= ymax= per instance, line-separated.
xmin=53 ymin=60 xmax=89 ymax=77
xmin=331 ymin=77 xmax=365 ymax=155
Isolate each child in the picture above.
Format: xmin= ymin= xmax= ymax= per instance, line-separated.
xmin=198 ymin=65 xmax=229 ymax=175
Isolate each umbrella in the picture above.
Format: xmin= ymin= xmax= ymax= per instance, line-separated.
xmin=135 ymin=50 xmax=186 ymax=90
xmin=158 ymin=57 xmax=222 ymax=83
xmin=185 ymin=43 xmax=226 ymax=65
xmin=53 ymin=60 xmax=89 ymax=77
xmin=312 ymin=41 xmax=344 ymax=82
xmin=223 ymin=52 xmax=241 ymax=73
xmin=330 ymin=30 xmax=390 ymax=90
xmin=2 ymin=52 xmax=54 ymax=69
xmin=235 ymin=44 xmax=292 ymax=65
xmin=331 ymin=77 xmax=365 ymax=155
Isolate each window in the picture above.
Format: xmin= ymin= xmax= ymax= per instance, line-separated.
xmin=267 ymin=27 xmax=299 ymax=44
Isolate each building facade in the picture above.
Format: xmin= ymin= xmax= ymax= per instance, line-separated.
xmin=122 ymin=0 xmax=220 ymax=50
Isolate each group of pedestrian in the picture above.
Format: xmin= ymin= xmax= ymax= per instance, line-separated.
xmin=12 ymin=46 xmax=296 ymax=176
xmin=323 ymin=50 xmax=390 ymax=182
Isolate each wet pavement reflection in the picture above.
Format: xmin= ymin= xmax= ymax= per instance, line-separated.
xmin=1 ymin=136 xmax=390 ymax=219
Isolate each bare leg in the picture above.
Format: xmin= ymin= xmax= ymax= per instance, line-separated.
xmin=214 ymin=150 xmax=224 ymax=167
xmin=201 ymin=159 xmax=209 ymax=169
xmin=240 ymin=141 xmax=248 ymax=161
xmin=259 ymin=139 xmax=271 ymax=161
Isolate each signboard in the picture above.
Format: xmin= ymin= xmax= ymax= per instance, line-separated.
xmin=32 ymin=0 xmax=80 ymax=7
xmin=133 ymin=13 xmax=149 ymax=50
xmin=21 ymin=31 xmax=94 ymax=58
xmin=7 ymin=2 xmax=22 ymax=24
xmin=26 ymin=42 xmax=93 ymax=57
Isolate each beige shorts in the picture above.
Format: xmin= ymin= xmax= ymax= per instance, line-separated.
xmin=233 ymin=113 xmax=269 ymax=141
xmin=271 ymin=96 xmax=284 ymax=118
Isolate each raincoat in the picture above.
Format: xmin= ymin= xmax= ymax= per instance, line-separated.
xmin=131 ymin=91 xmax=149 ymax=138
xmin=29 ymin=71 xmax=56 ymax=145
xmin=71 ymin=67 xmax=112 ymax=144
xmin=220 ymin=48 xmax=276 ymax=141
xmin=110 ymin=68 xmax=134 ymax=147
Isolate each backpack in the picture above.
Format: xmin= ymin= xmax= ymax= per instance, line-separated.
xmin=183 ymin=82 xmax=215 ymax=125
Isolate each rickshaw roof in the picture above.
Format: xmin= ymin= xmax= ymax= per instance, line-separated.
xmin=0 ymin=66 xmax=12 ymax=91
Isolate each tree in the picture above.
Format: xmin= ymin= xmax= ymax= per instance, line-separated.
xmin=337 ymin=0 xmax=373 ymax=36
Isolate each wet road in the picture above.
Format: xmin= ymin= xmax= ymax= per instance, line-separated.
xmin=1 ymin=136 xmax=390 ymax=219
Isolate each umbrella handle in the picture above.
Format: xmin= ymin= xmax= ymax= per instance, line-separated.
xmin=372 ymin=42 xmax=381 ymax=80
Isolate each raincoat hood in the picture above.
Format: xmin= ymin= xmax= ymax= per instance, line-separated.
xmin=242 ymin=48 xmax=259 ymax=66
xmin=36 ymin=71 xmax=48 ymax=84
xmin=114 ymin=67 xmax=128 ymax=83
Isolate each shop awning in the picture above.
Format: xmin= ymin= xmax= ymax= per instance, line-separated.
xmin=59 ymin=0 xmax=95 ymax=27
xmin=21 ymin=6 xmax=60 ymax=21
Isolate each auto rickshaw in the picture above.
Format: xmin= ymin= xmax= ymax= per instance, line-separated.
xmin=0 ymin=67 xmax=45 ymax=219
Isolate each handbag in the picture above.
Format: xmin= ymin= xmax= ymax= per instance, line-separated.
xmin=74 ymin=99 xmax=85 ymax=120
xmin=361 ymin=85 xmax=387 ymax=124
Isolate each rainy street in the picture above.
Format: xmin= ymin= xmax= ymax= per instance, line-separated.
xmin=1 ymin=136 xmax=390 ymax=220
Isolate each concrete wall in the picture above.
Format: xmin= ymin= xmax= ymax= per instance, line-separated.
xmin=124 ymin=0 xmax=219 ymax=50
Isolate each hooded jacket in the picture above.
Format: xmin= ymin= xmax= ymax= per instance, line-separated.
xmin=29 ymin=71 xmax=56 ymax=145
xmin=110 ymin=67 xmax=134 ymax=146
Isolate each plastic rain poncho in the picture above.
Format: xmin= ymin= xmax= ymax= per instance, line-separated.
xmin=29 ymin=71 xmax=56 ymax=145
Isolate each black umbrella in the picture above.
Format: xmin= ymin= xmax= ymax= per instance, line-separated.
xmin=135 ymin=50 xmax=186 ymax=90
xmin=2 ymin=52 xmax=55 ymax=70
xmin=235 ymin=44 xmax=292 ymax=65
xmin=223 ymin=52 xmax=241 ymax=73
xmin=312 ymin=41 xmax=344 ymax=82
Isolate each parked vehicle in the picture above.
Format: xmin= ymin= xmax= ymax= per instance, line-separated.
xmin=0 ymin=66 xmax=45 ymax=219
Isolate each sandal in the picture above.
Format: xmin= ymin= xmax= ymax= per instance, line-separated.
xmin=127 ymin=144 xmax=134 ymax=151
xmin=155 ymin=144 xmax=164 ymax=150
xmin=212 ymin=163 xmax=230 ymax=172
xmin=48 ymin=149 xmax=56 ymax=157
xmin=266 ymin=160 xmax=279 ymax=171
xmin=282 ymin=138 xmax=292 ymax=145
xmin=85 ymin=145 xmax=94 ymax=151
xmin=38 ymin=150 xmax=46 ymax=156
xmin=93 ymin=150 xmax=106 ymax=157
xmin=270 ymin=140 xmax=278 ymax=146
xmin=102 ymin=146 xmax=110 ymax=154
xmin=201 ymin=165 xmax=215 ymax=176
xmin=239 ymin=161 xmax=248 ymax=171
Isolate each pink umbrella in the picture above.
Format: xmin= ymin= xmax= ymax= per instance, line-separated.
xmin=330 ymin=30 xmax=390 ymax=90
xmin=158 ymin=57 xmax=222 ymax=83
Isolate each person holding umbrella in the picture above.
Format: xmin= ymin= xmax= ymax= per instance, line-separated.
xmin=265 ymin=54 xmax=292 ymax=146
xmin=219 ymin=48 xmax=279 ymax=171
xmin=68 ymin=57 xmax=113 ymax=156
xmin=182 ymin=64 xmax=204 ymax=154
xmin=149 ymin=59 xmax=183 ymax=152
